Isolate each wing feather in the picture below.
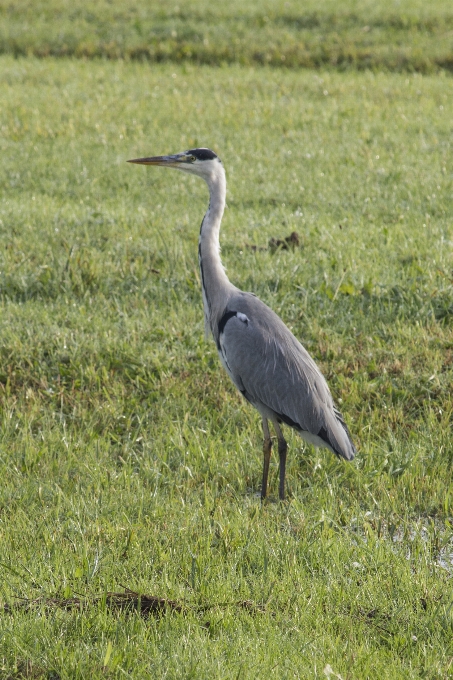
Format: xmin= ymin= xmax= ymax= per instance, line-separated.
xmin=218 ymin=292 xmax=355 ymax=459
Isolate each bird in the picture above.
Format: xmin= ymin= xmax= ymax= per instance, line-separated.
xmin=128 ymin=148 xmax=355 ymax=500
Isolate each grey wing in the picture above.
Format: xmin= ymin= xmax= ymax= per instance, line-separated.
xmin=217 ymin=294 xmax=355 ymax=461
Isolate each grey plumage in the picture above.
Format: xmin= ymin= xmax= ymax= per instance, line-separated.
xmin=129 ymin=147 xmax=356 ymax=500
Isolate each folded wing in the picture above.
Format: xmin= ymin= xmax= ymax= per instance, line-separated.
xmin=216 ymin=292 xmax=355 ymax=461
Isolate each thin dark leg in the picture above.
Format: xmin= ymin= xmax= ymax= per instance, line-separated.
xmin=261 ymin=418 xmax=272 ymax=500
xmin=274 ymin=422 xmax=288 ymax=501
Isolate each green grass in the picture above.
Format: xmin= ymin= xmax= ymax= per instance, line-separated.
xmin=0 ymin=53 xmax=453 ymax=678
xmin=0 ymin=0 xmax=452 ymax=72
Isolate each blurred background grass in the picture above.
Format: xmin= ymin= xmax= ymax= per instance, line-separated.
xmin=0 ymin=0 xmax=452 ymax=71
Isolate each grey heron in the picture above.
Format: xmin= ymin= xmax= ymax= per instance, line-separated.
xmin=128 ymin=148 xmax=356 ymax=500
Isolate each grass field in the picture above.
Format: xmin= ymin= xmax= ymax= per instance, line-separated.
xmin=0 ymin=0 xmax=452 ymax=72
xmin=0 ymin=2 xmax=453 ymax=678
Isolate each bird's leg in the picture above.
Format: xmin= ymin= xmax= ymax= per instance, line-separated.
xmin=274 ymin=421 xmax=288 ymax=501
xmin=261 ymin=418 xmax=272 ymax=500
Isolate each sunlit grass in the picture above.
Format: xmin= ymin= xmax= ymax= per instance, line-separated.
xmin=0 ymin=0 xmax=452 ymax=71
xmin=0 ymin=56 xmax=452 ymax=677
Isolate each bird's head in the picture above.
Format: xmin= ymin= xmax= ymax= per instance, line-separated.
xmin=128 ymin=148 xmax=222 ymax=181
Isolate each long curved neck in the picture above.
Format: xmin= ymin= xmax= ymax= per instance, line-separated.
xmin=198 ymin=167 xmax=236 ymax=338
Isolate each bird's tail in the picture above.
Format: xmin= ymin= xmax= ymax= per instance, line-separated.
xmin=328 ymin=405 xmax=356 ymax=461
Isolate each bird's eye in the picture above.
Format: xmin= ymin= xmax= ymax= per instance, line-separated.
xmin=189 ymin=155 xmax=196 ymax=162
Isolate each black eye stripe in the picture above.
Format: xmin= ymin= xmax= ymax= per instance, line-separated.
xmin=187 ymin=148 xmax=218 ymax=161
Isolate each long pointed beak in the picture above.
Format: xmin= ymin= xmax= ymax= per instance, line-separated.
xmin=128 ymin=154 xmax=186 ymax=166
